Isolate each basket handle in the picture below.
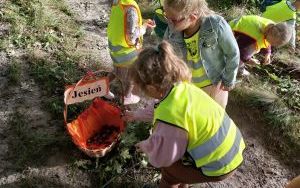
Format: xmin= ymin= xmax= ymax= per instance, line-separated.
xmin=64 ymin=70 xmax=125 ymax=125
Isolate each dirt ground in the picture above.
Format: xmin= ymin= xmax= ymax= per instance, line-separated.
xmin=0 ymin=0 xmax=299 ymax=187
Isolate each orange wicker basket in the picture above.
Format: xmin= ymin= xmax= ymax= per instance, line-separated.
xmin=64 ymin=71 xmax=125 ymax=157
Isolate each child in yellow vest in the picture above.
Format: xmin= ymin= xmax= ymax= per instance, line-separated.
xmin=107 ymin=0 xmax=155 ymax=105
xmin=261 ymin=0 xmax=300 ymax=51
xmin=124 ymin=41 xmax=245 ymax=188
xmin=229 ymin=15 xmax=292 ymax=76
xmin=162 ymin=0 xmax=240 ymax=108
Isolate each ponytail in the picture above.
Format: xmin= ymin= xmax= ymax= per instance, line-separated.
xmin=131 ymin=41 xmax=191 ymax=92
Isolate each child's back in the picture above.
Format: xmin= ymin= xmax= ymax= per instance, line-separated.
xmin=107 ymin=0 xmax=143 ymax=66
xmin=262 ymin=0 xmax=297 ymax=22
xmin=229 ymin=15 xmax=274 ymax=51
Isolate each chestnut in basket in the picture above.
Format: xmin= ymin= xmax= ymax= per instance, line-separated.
xmin=87 ymin=125 xmax=120 ymax=149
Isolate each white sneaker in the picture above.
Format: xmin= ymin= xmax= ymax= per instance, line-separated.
xmin=124 ymin=94 xmax=140 ymax=105
xmin=104 ymin=91 xmax=115 ymax=100
xmin=238 ymin=69 xmax=250 ymax=78
xmin=241 ymin=69 xmax=250 ymax=76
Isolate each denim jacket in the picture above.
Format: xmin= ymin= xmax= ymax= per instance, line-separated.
xmin=164 ymin=15 xmax=240 ymax=88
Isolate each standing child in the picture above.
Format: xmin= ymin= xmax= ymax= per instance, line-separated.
xmin=125 ymin=41 xmax=245 ymax=188
xmin=229 ymin=15 xmax=292 ymax=76
xmin=107 ymin=0 xmax=155 ymax=105
xmin=261 ymin=0 xmax=300 ymax=51
xmin=163 ymin=0 xmax=240 ymax=108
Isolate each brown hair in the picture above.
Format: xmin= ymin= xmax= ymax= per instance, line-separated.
xmin=164 ymin=0 xmax=214 ymax=18
xmin=131 ymin=41 xmax=191 ymax=93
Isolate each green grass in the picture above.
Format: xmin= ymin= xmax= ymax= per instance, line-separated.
xmin=8 ymin=111 xmax=70 ymax=169
xmin=232 ymin=74 xmax=300 ymax=157
xmin=2 ymin=0 xmax=89 ymax=120
xmin=7 ymin=59 xmax=21 ymax=84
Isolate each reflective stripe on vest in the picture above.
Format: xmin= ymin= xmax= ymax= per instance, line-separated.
xmin=153 ymin=83 xmax=245 ymax=176
xmin=108 ymin=41 xmax=123 ymax=52
xmin=184 ymin=31 xmax=211 ymax=88
xmin=108 ymin=41 xmax=138 ymax=66
xmin=230 ymin=15 xmax=274 ymax=51
xmin=107 ymin=0 xmax=142 ymax=66
xmin=262 ymin=0 xmax=296 ymax=22
xmin=110 ymin=49 xmax=138 ymax=66
xmin=189 ymin=115 xmax=231 ymax=160
xmin=201 ymin=128 xmax=242 ymax=172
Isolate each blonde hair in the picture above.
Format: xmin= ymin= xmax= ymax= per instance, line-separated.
xmin=131 ymin=41 xmax=191 ymax=93
xmin=164 ymin=0 xmax=214 ymax=18
xmin=266 ymin=22 xmax=293 ymax=46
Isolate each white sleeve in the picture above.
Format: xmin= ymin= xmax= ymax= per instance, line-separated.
xmin=125 ymin=7 xmax=146 ymax=45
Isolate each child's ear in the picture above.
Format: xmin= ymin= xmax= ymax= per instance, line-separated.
xmin=189 ymin=13 xmax=199 ymax=22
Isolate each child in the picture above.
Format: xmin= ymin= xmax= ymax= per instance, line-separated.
xmin=125 ymin=41 xmax=246 ymax=188
xmin=107 ymin=0 xmax=155 ymax=105
xmin=229 ymin=15 xmax=292 ymax=76
xmin=163 ymin=0 xmax=240 ymax=108
xmin=261 ymin=0 xmax=300 ymax=50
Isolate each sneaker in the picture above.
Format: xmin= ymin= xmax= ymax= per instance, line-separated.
xmin=104 ymin=91 xmax=115 ymax=100
xmin=124 ymin=94 xmax=140 ymax=105
xmin=237 ymin=69 xmax=250 ymax=78
xmin=241 ymin=69 xmax=250 ymax=76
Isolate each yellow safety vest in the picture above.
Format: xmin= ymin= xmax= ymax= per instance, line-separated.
xmin=262 ymin=0 xmax=297 ymax=22
xmin=154 ymin=82 xmax=245 ymax=176
xmin=230 ymin=15 xmax=274 ymax=51
xmin=184 ymin=31 xmax=212 ymax=88
xmin=107 ymin=0 xmax=143 ymax=67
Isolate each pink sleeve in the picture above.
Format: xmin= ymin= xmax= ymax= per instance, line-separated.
xmin=137 ymin=122 xmax=188 ymax=168
xmin=132 ymin=100 xmax=156 ymax=122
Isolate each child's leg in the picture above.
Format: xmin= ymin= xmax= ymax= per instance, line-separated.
xmin=114 ymin=66 xmax=140 ymax=104
xmin=237 ymin=45 xmax=257 ymax=77
xmin=114 ymin=66 xmax=130 ymax=95
xmin=284 ymin=20 xmax=296 ymax=50
xmin=103 ymin=68 xmax=117 ymax=100
xmin=159 ymin=160 xmax=234 ymax=188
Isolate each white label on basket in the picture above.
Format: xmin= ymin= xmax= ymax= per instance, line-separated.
xmin=64 ymin=79 xmax=108 ymax=105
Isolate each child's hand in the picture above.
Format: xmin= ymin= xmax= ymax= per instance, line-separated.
xmin=262 ymin=54 xmax=271 ymax=65
xmin=122 ymin=110 xmax=136 ymax=122
xmin=122 ymin=107 xmax=154 ymax=122
xmin=135 ymin=143 xmax=143 ymax=152
xmin=246 ymin=58 xmax=260 ymax=66
xmin=143 ymin=19 xmax=156 ymax=29
xmin=220 ymin=84 xmax=234 ymax=91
